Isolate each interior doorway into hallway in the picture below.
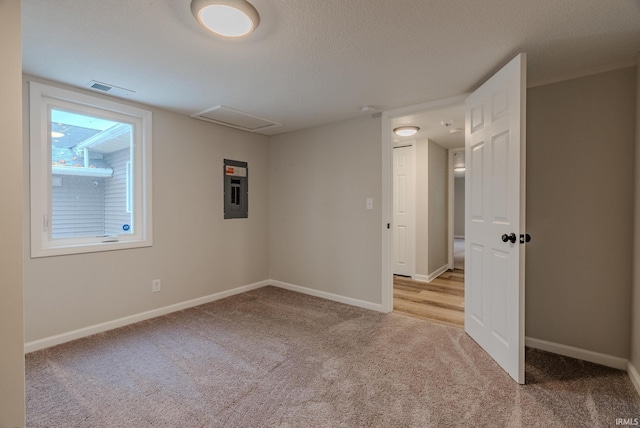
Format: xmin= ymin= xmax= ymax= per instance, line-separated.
xmin=389 ymin=102 xmax=465 ymax=326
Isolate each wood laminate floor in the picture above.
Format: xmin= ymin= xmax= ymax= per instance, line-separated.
xmin=393 ymin=269 xmax=464 ymax=328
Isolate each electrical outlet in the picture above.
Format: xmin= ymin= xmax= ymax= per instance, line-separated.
xmin=152 ymin=279 xmax=161 ymax=293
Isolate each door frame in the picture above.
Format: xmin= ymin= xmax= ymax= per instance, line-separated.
xmin=381 ymin=94 xmax=469 ymax=313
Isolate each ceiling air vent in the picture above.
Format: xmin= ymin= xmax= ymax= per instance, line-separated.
xmin=86 ymin=80 xmax=135 ymax=97
xmin=191 ymin=105 xmax=281 ymax=133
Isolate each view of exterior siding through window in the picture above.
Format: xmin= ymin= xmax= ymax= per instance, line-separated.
xmin=50 ymin=109 xmax=133 ymax=239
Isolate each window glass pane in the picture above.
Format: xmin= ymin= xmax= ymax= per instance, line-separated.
xmin=50 ymin=108 xmax=134 ymax=239
xmin=30 ymin=82 xmax=152 ymax=257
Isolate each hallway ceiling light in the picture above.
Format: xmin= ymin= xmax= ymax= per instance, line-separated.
xmin=191 ymin=0 xmax=260 ymax=38
xmin=393 ymin=126 xmax=420 ymax=137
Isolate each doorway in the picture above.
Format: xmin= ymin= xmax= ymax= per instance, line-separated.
xmin=449 ymin=148 xmax=465 ymax=271
xmin=384 ymin=54 xmax=527 ymax=383
xmin=388 ymin=102 xmax=466 ymax=327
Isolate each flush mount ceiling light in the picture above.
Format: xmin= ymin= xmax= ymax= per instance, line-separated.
xmin=393 ymin=126 xmax=420 ymax=137
xmin=191 ymin=0 xmax=260 ymax=38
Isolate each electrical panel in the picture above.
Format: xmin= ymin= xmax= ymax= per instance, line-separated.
xmin=224 ymin=159 xmax=248 ymax=219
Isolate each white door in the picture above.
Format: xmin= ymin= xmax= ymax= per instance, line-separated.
xmin=393 ymin=145 xmax=415 ymax=277
xmin=465 ymin=54 xmax=526 ymax=384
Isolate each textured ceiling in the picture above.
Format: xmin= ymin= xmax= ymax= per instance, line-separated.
xmin=392 ymin=104 xmax=465 ymax=149
xmin=22 ymin=0 xmax=640 ymax=136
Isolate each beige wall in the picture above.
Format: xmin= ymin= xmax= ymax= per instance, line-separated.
xmin=23 ymin=77 xmax=270 ymax=343
xmin=415 ymin=139 xmax=448 ymax=279
xmin=631 ymin=62 xmax=640 ymax=370
xmin=268 ymin=116 xmax=382 ymax=304
xmin=415 ymin=139 xmax=428 ymax=277
xmin=526 ymin=67 xmax=636 ymax=358
xmin=427 ymin=140 xmax=448 ymax=274
xmin=0 ymin=0 xmax=25 ymax=425
xmin=454 ymin=177 xmax=465 ymax=237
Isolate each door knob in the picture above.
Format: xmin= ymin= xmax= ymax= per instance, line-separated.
xmin=501 ymin=233 xmax=517 ymax=243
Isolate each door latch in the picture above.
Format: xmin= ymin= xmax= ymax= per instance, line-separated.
xmin=519 ymin=234 xmax=531 ymax=244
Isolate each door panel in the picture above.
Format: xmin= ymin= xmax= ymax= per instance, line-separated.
xmin=393 ymin=145 xmax=415 ymax=277
xmin=468 ymin=243 xmax=485 ymax=324
xmin=465 ymin=53 xmax=526 ymax=384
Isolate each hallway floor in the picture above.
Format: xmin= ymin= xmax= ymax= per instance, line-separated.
xmin=393 ymin=270 xmax=464 ymax=328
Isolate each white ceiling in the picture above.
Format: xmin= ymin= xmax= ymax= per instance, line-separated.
xmin=22 ymin=0 xmax=640 ymax=136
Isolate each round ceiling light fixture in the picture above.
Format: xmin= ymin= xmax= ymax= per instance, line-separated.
xmin=393 ymin=126 xmax=420 ymax=137
xmin=191 ymin=0 xmax=260 ymax=38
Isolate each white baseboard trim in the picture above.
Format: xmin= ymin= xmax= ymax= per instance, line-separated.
xmin=414 ymin=264 xmax=450 ymax=283
xmin=627 ymin=362 xmax=640 ymax=397
xmin=24 ymin=280 xmax=270 ymax=354
xmin=428 ymin=264 xmax=450 ymax=282
xmin=269 ymin=280 xmax=384 ymax=312
xmin=525 ymin=336 xmax=627 ymax=370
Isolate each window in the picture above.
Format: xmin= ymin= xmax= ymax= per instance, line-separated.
xmin=29 ymin=82 xmax=152 ymax=257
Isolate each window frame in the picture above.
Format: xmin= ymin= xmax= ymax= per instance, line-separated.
xmin=29 ymin=81 xmax=153 ymax=258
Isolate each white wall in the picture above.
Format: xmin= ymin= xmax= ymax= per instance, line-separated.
xmin=0 ymin=0 xmax=25 ymax=425
xmin=23 ymin=76 xmax=270 ymax=344
xmin=269 ymin=116 xmax=382 ymax=304
xmin=526 ymin=67 xmax=636 ymax=358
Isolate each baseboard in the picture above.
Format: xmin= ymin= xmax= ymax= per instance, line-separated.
xmin=414 ymin=264 xmax=450 ymax=283
xmin=428 ymin=265 xmax=450 ymax=282
xmin=26 ymin=279 xmax=384 ymax=353
xmin=525 ymin=337 xmax=627 ymax=370
xmin=24 ymin=280 xmax=270 ymax=353
xmin=627 ymin=362 xmax=640 ymax=397
xmin=413 ymin=274 xmax=429 ymax=283
xmin=270 ymin=280 xmax=384 ymax=312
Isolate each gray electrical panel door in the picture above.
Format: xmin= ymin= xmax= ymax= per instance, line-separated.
xmin=224 ymin=159 xmax=248 ymax=219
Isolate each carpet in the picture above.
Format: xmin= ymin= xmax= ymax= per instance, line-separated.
xmin=26 ymin=286 xmax=640 ymax=427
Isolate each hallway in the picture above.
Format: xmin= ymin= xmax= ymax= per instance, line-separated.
xmin=393 ymin=270 xmax=464 ymax=328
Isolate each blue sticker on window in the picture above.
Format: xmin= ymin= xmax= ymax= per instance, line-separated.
xmin=122 ymin=224 xmax=130 ymax=231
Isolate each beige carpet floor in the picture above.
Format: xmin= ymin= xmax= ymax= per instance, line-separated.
xmin=26 ymin=286 xmax=640 ymax=427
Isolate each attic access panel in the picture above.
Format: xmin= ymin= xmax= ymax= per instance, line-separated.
xmin=192 ymin=105 xmax=281 ymax=133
